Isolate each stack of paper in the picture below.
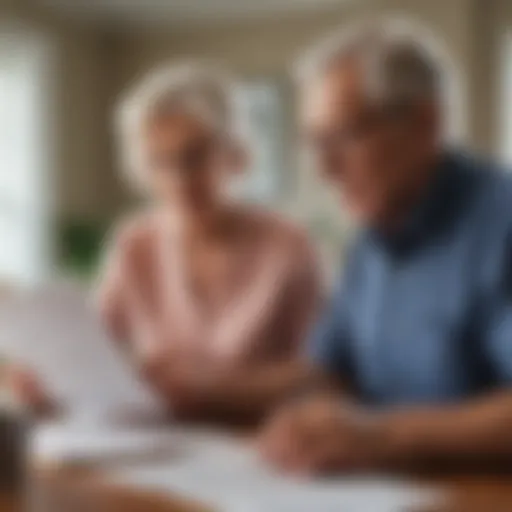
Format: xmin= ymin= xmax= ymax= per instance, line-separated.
xmin=32 ymin=421 xmax=182 ymax=469
xmin=0 ymin=283 xmax=160 ymax=417
xmin=108 ymin=429 xmax=443 ymax=512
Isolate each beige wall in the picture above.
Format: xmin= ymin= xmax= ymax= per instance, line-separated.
xmin=471 ymin=0 xmax=512 ymax=156
xmin=2 ymin=0 xmax=512 ymax=221
xmin=2 ymin=0 xmax=512 ymax=277
xmin=113 ymin=0 xmax=474 ymax=81
xmin=55 ymin=35 xmax=112 ymax=219
xmin=105 ymin=0 xmax=478 ymax=215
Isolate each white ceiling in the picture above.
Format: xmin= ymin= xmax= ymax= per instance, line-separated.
xmin=39 ymin=0 xmax=353 ymax=28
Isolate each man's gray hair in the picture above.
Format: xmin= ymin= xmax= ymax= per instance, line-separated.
xmin=296 ymin=18 xmax=454 ymax=108
xmin=114 ymin=61 xmax=239 ymax=191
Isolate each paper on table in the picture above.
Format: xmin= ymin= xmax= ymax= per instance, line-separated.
xmin=0 ymin=283 xmax=161 ymax=418
xmin=32 ymin=421 xmax=182 ymax=468
xmin=109 ymin=429 xmax=443 ymax=512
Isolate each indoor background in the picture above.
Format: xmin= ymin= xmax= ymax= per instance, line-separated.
xmin=0 ymin=0 xmax=510 ymax=286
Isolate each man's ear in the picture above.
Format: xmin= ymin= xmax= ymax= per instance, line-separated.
xmin=229 ymin=143 xmax=250 ymax=175
xmin=416 ymin=100 xmax=440 ymax=137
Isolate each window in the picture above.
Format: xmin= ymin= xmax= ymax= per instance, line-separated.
xmin=0 ymin=24 xmax=55 ymax=286
xmin=231 ymin=81 xmax=285 ymax=204
xmin=500 ymin=32 xmax=512 ymax=165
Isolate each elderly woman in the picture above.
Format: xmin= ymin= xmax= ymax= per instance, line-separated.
xmin=90 ymin=62 xmax=321 ymax=420
xmin=7 ymin=63 xmax=321 ymax=420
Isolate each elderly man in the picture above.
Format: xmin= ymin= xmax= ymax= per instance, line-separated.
xmin=253 ymin=20 xmax=512 ymax=473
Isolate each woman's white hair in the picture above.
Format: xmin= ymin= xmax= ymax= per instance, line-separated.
xmin=114 ymin=61 xmax=240 ymax=191
xmin=296 ymin=17 xmax=460 ymax=121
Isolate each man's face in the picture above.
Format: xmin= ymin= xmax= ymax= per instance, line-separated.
xmin=301 ymin=62 xmax=438 ymax=225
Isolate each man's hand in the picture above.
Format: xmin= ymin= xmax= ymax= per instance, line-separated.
xmin=259 ymin=395 xmax=388 ymax=475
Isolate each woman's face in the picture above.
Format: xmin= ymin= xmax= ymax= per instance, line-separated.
xmin=141 ymin=112 xmax=238 ymax=211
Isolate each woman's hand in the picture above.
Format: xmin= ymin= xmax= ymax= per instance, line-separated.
xmin=131 ymin=341 xmax=210 ymax=417
xmin=3 ymin=365 xmax=58 ymax=417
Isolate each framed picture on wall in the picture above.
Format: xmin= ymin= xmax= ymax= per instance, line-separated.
xmin=232 ymin=80 xmax=287 ymax=204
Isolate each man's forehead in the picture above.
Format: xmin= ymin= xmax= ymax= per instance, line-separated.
xmin=301 ymin=62 xmax=369 ymax=123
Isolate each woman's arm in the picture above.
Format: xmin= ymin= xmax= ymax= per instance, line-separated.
xmin=277 ymin=237 xmax=324 ymax=356
xmin=196 ymin=240 xmax=326 ymax=420
xmin=160 ymin=240 xmax=335 ymax=422
xmin=198 ymin=362 xmax=341 ymax=420
xmin=95 ymin=227 xmax=133 ymax=344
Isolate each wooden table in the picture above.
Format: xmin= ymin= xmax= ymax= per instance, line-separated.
xmin=1 ymin=465 xmax=212 ymax=512
xmin=1 ymin=463 xmax=511 ymax=511
xmin=421 ymin=473 xmax=512 ymax=512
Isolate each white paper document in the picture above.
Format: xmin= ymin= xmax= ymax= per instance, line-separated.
xmin=33 ymin=421 xmax=182 ymax=468
xmin=0 ymin=283 xmax=160 ymax=417
xmin=108 ymin=429 xmax=443 ymax=512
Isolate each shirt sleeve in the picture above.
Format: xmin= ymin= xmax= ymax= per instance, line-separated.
xmin=306 ymin=237 xmax=362 ymax=379
xmin=482 ymin=231 xmax=512 ymax=384
xmin=305 ymin=279 xmax=353 ymax=378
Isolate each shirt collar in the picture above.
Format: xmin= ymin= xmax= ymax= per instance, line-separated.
xmin=369 ymin=150 xmax=469 ymax=258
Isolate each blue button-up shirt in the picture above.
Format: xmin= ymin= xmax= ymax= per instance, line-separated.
xmin=309 ymin=151 xmax=512 ymax=406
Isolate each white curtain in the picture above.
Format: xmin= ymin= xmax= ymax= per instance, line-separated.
xmin=0 ymin=23 xmax=56 ymax=286
xmin=500 ymin=32 xmax=512 ymax=166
